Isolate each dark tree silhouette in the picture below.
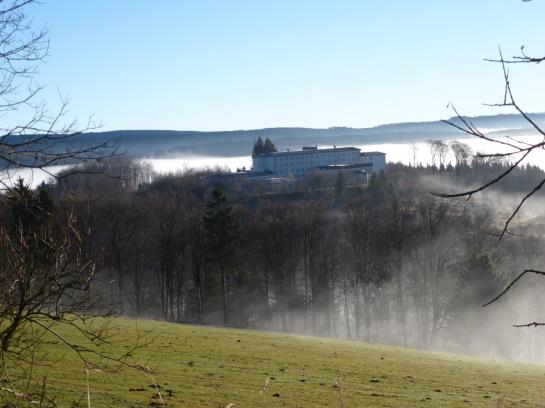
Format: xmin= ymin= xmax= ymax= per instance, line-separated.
xmin=252 ymin=137 xmax=277 ymax=155
xmin=263 ymin=137 xmax=277 ymax=153
xmin=203 ymin=188 xmax=239 ymax=325
xmin=252 ymin=137 xmax=265 ymax=156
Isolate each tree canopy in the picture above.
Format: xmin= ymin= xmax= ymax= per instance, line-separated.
xmin=252 ymin=137 xmax=277 ymax=155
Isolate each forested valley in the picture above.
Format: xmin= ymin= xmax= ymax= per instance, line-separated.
xmin=4 ymin=149 xmax=545 ymax=362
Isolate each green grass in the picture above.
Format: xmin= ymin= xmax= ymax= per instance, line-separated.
xmin=8 ymin=318 xmax=545 ymax=407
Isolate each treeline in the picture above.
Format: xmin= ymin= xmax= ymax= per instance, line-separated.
xmin=6 ymin=155 xmax=545 ymax=360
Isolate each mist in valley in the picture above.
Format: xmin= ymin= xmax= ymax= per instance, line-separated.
xmin=4 ymin=1 xmax=545 ymax=405
xmin=14 ymin=148 xmax=542 ymax=366
xmin=2 ymin=133 xmax=544 ymax=365
xmin=4 ymin=130 xmax=544 ymax=189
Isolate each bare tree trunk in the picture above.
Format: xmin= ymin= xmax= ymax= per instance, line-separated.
xmin=395 ymin=269 xmax=407 ymax=347
xmin=220 ymin=265 xmax=229 ymax=326
xmin=342 ymin=282 xmax=351 ymax=339
xmin=362 ymin=284 xmax=372 ymax=342
xmin=353 ymin=282 xmax=361 ymax=339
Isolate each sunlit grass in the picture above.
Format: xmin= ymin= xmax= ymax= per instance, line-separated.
xmin=8 ymin=318 xmax=545 ymax=407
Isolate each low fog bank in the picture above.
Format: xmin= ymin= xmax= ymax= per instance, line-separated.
xmin=367 ymin=172 xmax=545 ymax=363
xmin=251 ymin=171 xmax=545 ymax=363
xmin=9 ymin=153 xmax=545 ymax=364
xmin=3 ymin=132 xmax=543 ymax=190
xmin=143 ymin=133 xmax=545 ymax=175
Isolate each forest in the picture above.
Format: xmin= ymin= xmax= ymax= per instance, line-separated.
xmin=3 ymin=144 xmax=543 ymax=363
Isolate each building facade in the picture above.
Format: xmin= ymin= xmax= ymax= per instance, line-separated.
xmin=252 ymin=146 xmax=385 ymax=177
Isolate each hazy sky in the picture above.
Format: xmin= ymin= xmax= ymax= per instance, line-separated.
xmin=29 ymin=1 xmax=545 ymax=131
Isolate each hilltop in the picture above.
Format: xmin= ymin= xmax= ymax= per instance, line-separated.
xmin=11 ymin=112 xmax=545 ymax=160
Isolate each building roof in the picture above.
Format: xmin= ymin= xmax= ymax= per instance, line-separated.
xmin=317 ymin=163 xmax=373 ymax=170
xmin=254 ymin=146 xmax=360 ymax=158
xmin=361 ymin=151 xmax=386 ymax=156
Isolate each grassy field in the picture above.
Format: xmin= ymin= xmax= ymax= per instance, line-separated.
xmin=9 ymin=318 xmax=545 ymax=407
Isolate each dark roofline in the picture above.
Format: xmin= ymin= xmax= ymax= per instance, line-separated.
xmin=361 ymin=151 xmax=386 ymax=156
xmin=255 ymin=146 xmax=360 ymax=158
xmin=317 ymin=163 xmax=373 ymax=170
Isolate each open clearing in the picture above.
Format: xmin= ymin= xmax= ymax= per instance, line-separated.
xmin=13 ymin=318 xmax=545 ymax=407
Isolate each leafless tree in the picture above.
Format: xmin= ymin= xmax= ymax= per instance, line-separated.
xmin=0 ymin=0 xmax=118 ymax=192
xmin=410 ymin=142 xmax=418 ymax=167
xmin=427 ymin=140 xmax=449 ymax=170
xmin=436 ymin=44 xmax=545 ymax=326
xmin=0 ymin=2 xmax=139 ymax=404
xmin=0 ymin=181 xmax=149 ymax=406
xmin=449 ymin=140 xmax=472 ymax=169
xmin=427 ymin=140 xmax=439 ymax=169
xmin=298 ymin=201 xmax=326 ymax=333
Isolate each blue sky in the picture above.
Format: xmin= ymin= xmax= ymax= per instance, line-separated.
xmin=28 ymin=1 xmax=545 ymax=131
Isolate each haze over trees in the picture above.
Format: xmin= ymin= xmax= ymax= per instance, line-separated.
xmin=434 ymin=36 xmax=545 ymax=328
xmin=0 ymin=0 xmax=544 ymax=406
xmin=19 ymin=152 xmax=541 ymax=363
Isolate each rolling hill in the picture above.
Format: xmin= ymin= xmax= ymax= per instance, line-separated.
xmin=13 ymin=317 xmax=545 ymax=407
xmin=75 ymin=112 xmax=545 ymax=158
xmin=2 ymin=112 xmax=544 ymax=169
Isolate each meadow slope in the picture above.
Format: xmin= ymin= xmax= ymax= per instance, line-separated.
xmin=15 ymin=318 xmax=545 ymax=407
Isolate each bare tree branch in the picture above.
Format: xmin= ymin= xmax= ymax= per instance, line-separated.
xmin=434 ymin=48 xmax=545 ymax=238
xmin=483 ymin=269 xmax=545 ymax=307
xmin=513 ymin=321 xmax=545 ymax=328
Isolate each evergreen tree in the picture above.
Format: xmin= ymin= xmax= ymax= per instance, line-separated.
xmin=252 ymin=137 xmax=265 ymax=156
xmin=334 ymin=171 xmax=345 ymax=202
xmin=203 ymin=188 xmax=238 ymax=325
xmin=263 ymin=137 xmax=277 ymax=153
xmin=5 ymin=179 xmax=57 ymax=268
xmin=6 ymin=178 xmax=55 ymax=232
xmin=252 ymin=137 xmax=277 ymax=155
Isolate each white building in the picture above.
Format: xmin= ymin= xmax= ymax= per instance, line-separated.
xmin=252 ymin=146 xmax=386 ymax=177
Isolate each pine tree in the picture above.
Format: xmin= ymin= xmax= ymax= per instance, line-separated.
xmin=203 ymin=188 xmax=238 ymax=325
xmin=6 ymin=178 xmax=55 ymax=232
xmin=263 ymin=137 xmax=277 ymax=153
xmin=252 ymin=137 xmax=265 ymax=156
xmin=334 ymin=171 xmax=345 ymax=202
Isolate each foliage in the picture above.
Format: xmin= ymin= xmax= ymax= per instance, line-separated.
xmin=203 ymin=188 xmax=240 ymax=325
xmin=252 ymin=137 xmax=277 ymax=155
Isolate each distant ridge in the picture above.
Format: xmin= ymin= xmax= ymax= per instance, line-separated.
xmin=7 ymin=113 xmax=545 ymax=160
